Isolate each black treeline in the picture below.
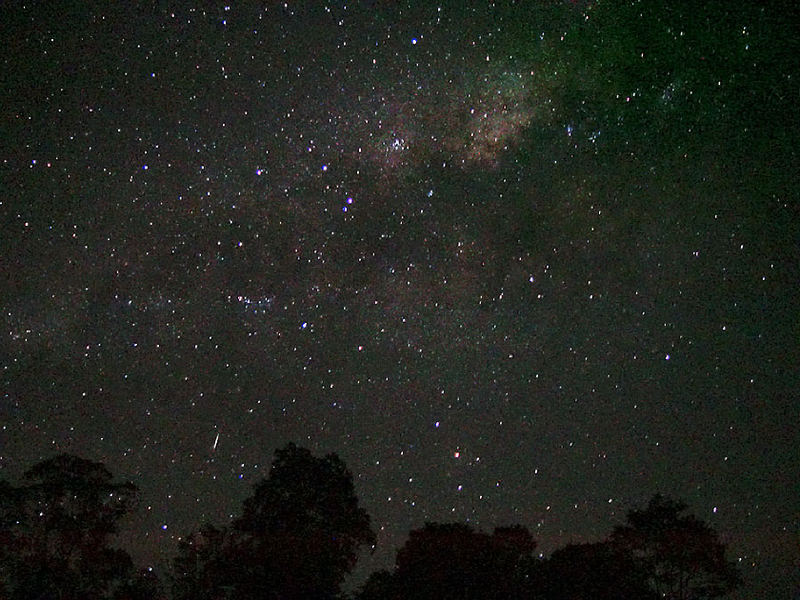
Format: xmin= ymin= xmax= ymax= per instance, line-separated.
xmin=1 ymin=448 xmax=741 ymax=600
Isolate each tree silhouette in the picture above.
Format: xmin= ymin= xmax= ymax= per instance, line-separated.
xmin=357 ymin=568 xmax=398 ymax=600
xmin=610 ymin=494 xmax=742 ymax=600
xmin=488 ymin=524 xmax=539 ymax=599
xmin=114 ymin=567 xmax=166 ymax=600
xmin=0 ymin=453 xmax=140 ymax=600
xmin=539 ymin=541 xmax=656 ymax=600
xmin=172 ymin=442 xmax=375 ymax=600
xmin=394 ymin=522 xmax=494 ymax=600
xmin=171 ymin=523 xmax=236 ymax=600
xmin=358 ymin=522 xmax=537 ymax=600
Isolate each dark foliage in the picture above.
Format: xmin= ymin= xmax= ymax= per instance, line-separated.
xmin=2 ymin=453 xmax=741 ymax=600
xmin=0 ymin=454 xmax=140 ymax=600
xmin=538 ymin=541 xmax=657 ymax=600
xmin=356 ymin=494 xmax=741 ymax=600
xmin=359 ymin=522 xmax=537 ymax=600
xmin=610 ymin=494 xmax=742 ymax=600
xmin=114 ymin=567 xmax=166 ymax=600
xmin=172 ymin=442 xmax=376 ymax=600
xmin=171 ymin=524 xmax=237 ymax=600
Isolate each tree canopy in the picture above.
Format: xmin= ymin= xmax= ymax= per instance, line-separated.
xmin=539 ymin=541 xmax=656 ymax=600
xmin=2 ymin=452 xmax=742 ymax=600
xmin=0 ymin=453 xmax=141 ymax=600
xmin=610 ymin=494 xmax=742 ymax=600
xmin=356 ymin=494 xmax=741 ymax=600
xmin=360 ymin=521 xmax=537 ymax=600
xmin=172 ymin=442 xmax=375 ymax=600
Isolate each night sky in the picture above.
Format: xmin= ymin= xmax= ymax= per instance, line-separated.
xmin=2 ymin=1 xmax=797 ymax=597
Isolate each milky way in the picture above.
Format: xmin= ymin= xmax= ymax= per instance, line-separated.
xmin=2 ymin=2 xmax=797 ymax=598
